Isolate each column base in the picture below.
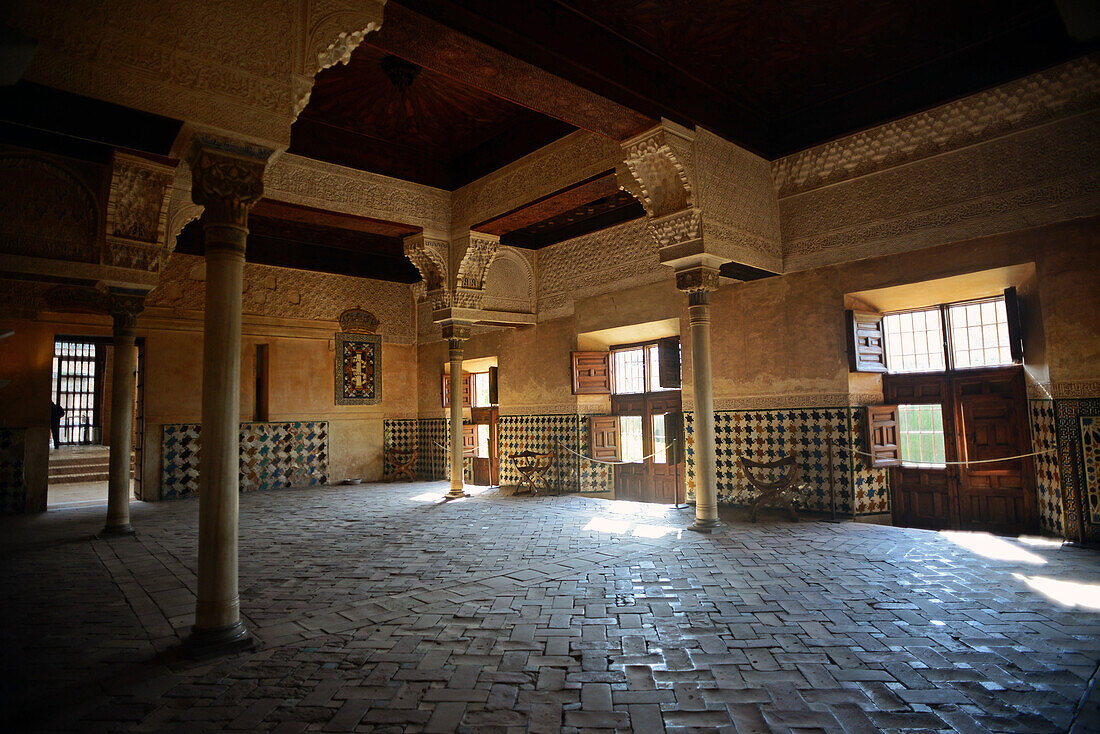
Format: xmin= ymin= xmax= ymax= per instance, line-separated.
xmin=444 ymin=487 xmax=471 ymax=500
xmin=687 ymin=518 xmax=723 ymax=534
xmin=182 ymin=621 xmax=254 ymax=660
xmin=98 ymin=524 xmax=135 ymax=538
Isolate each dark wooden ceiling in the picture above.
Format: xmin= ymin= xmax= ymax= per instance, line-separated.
xmin=475 ymin=171 xmax=644 ymax=249
xmin=175 ymin=201 xmax=421 ymax=283
xmin=290 ymin=42 xmax=576 ymax=189
xmin=396 ymin=0 xmax=1092 ymax=157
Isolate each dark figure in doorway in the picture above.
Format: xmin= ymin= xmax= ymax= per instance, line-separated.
xmin=50 ymin=401 xmax=64 ymax=450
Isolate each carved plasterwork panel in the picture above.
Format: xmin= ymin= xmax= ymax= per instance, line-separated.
xmin=265 ymin=153 xmax=450 ymax=234
xmin=146 ymin=252 xmax=415 ymax=343
xmin=5 ymin=0 xmax=299 ymax=145
xmin=455 ymin=233 xmax=500 ymax=291
xmin=295 ymin=0 xmax=386 ymax=116
xmin=781 ymin=110 xmax=1100 ymax=271
xmin=536 ymin=219 xmax=666 ymax=320
xmin=404 ymin=234 xmax=450 ymax=308
xmin=0 ymin=278 xmax=50 ymax=319
xmin=773 ymin=55 xmax=1100 ymax=198
xmin=0 ymin=151 xmax=100 ymax=264
xmin=482 ymin=247 xmax=536 ymax=314
xmin=693 ymin=128 xmax=781 ymax=271
xmin=104 ymin=152 xmax=177 ymax=273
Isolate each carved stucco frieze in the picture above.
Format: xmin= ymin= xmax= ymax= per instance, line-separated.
xmin=773 ymin=55 xmax=1100 ymax=198
xmin=145 ymin=252 xmax=415 ymax=342
xmin=265 ymin=153 xmax=450 ymax=234
xmin=650 ymin=208 xmax=702 ymax=248
xmin=6 ymin=0 xmax=299 ymax=144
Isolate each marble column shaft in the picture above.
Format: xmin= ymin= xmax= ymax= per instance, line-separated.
xmin=446 ymin=336 xmax=468 ymax=499
xmin=183 ymin=137 xmax=270 ymax=657
xmin=103 ymin=310 xmax=138 ymax=535
xmin=685 ymin=287 xmax=721 ymax=532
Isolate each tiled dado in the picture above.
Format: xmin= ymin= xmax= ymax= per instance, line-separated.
xmin=684 ymin=407 xmax=889 ymax=517
xmin=162 ymin=421 xmax=329 ymax=500
xmin=1054 ymin=398 xmax=1100 ymax=542
xmin=1029 ymin=400 xmax=1064 ymax=536
xmin=0 ymin=428 xmax=27 ymax=514
xmin=384 ymin=416 xmax=609 ymax=490
xmin=498 ymin=414 xmax=584 ymax=492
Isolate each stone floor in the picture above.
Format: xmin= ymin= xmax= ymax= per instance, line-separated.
xmin=48 ymin=479 xmax=136 ymax=509
xmin=1 ymin=482 xmax=1098 ymax=733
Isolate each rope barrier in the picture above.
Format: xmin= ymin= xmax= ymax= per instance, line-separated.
xmin=554 ymin=439 xmax=678 ymax=466
xmin=826 ymin=441 xmax=1054 ymax=466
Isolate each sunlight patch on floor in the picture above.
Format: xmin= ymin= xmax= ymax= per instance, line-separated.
xmin=583 ymin=516 xmax=681 ymax=539
xmin=1012 ymin=573 xmax=1100 ymax=610
xmin=939 ymin=531 xmax=1048 ymax=565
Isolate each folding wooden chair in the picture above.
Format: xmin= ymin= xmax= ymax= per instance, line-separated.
xmin=737 ymin=454 xmax=804 ymax=522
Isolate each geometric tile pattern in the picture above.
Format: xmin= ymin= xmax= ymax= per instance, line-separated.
xmin=1030 ymin=399 xmax=1065 ymax=536
xmin=383 ymin=419 xmax=418 ymax=479
xmin=1080 ymin=415 xmax=1100 ymax=525
xmin=1055 ymin=398 xmax=1100 ymax=543
xmin=498 ymin=414 xmax=579 ymax=491
xmin=0 ymin=428 xmax=27 ymax=514
xmin=417 ymin=419 xmax=450 ymax=481
xmin=161 ymin=423 xmax=200 ymax=500
xmin=686 ymin=407 xmax=889 ymax=517
xmin=239 ymin=422 xmax=328 ymax=492
xmin=162 ymin=421 xmax=329 ymax=499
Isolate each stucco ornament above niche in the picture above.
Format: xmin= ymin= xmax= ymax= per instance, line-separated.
xmin=335 ymin=307 xmax=382 ymax=406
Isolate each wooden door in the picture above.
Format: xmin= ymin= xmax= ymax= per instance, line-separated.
xmin=646 ymin=395 xmax=681 ymax=503
xmin=884 ymin=374 xmax=955 ymax=530
xmin=612 ymin=393 xmax=683 ymax=503
xmin=885 ymin=366 xmax=1036 ymax=535
xmin=952 ymin=369 xmax=1036 ymax=534
xmin=469 ymin=406 xmax=499 ymax=486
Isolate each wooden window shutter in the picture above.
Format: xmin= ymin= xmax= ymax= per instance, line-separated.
xmin=658 ymin=337 xmax=682 ymax=389
xmin=1004 ymin=286 xmax=1024 ymax=362
xmin=488 ymin=366 xmax=498 ymax=405
xmin=572 ymin=351 xmax=612 ymax=394
xmin=664 ymin=411 xmax=684 ymax=464
xmin=846 ymin=309 xmax=888 ymax=373
xmin=442 ymin=373 xmax=450 ymax=408
xmin=462 ymin=373 xmax=472 ymax=407
xmin=864 ymin=404 xmax=901 ymax=467
xmin=462 ymin=424 xmax=477 ymax=457
xmin=589 ymin=415 xmax=621 ymax=462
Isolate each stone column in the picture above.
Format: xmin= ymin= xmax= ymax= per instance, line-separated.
xmin=443 ymin=321 xmax=471 ymax=499
xmin=678 ymin=267 xmax=722 ymax=533
xmin=182 ymin=136 xmax=271 ymax=659
xmin=101 ymin=294 xmax=143 ymax=536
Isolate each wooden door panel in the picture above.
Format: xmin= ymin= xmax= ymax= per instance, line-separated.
xmin=954 ymin=368 xmax=1036 ymax=534
xmin=891 ymin=467 xmax=953 ymax=529
xmin=472 ymin=457 xmax=490 ymax=486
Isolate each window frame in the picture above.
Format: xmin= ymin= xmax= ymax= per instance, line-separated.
xmin=883 ymin=295 xmax=1015 ymax=376
xmin=610 ymin=340 xmax=677 ymax=395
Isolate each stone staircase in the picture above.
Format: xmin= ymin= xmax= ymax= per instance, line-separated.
xmin=48 ymin=446 xmax=111 ymax=484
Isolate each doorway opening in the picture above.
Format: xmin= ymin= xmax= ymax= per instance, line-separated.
xmin=48 ymin=336 xmax=143 ymax=509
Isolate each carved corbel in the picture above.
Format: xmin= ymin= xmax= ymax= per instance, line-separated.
xmin=404 ymin=233 xmax=450 ymax=307
xmin=295 ymin=0 xmax=388 ymax=117
xmin=103 ymin=151 xmax=177 ymax=273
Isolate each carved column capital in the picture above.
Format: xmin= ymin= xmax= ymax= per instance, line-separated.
xmin=441 ymin=320 xmax=472 ymax=347
xmin=186 ymin=135 xmax=273 ymax=231
xmin=107 ymin=292 xmax=146 ymax=335
xmin=675 ymin=266 xmax=720 ymax=296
